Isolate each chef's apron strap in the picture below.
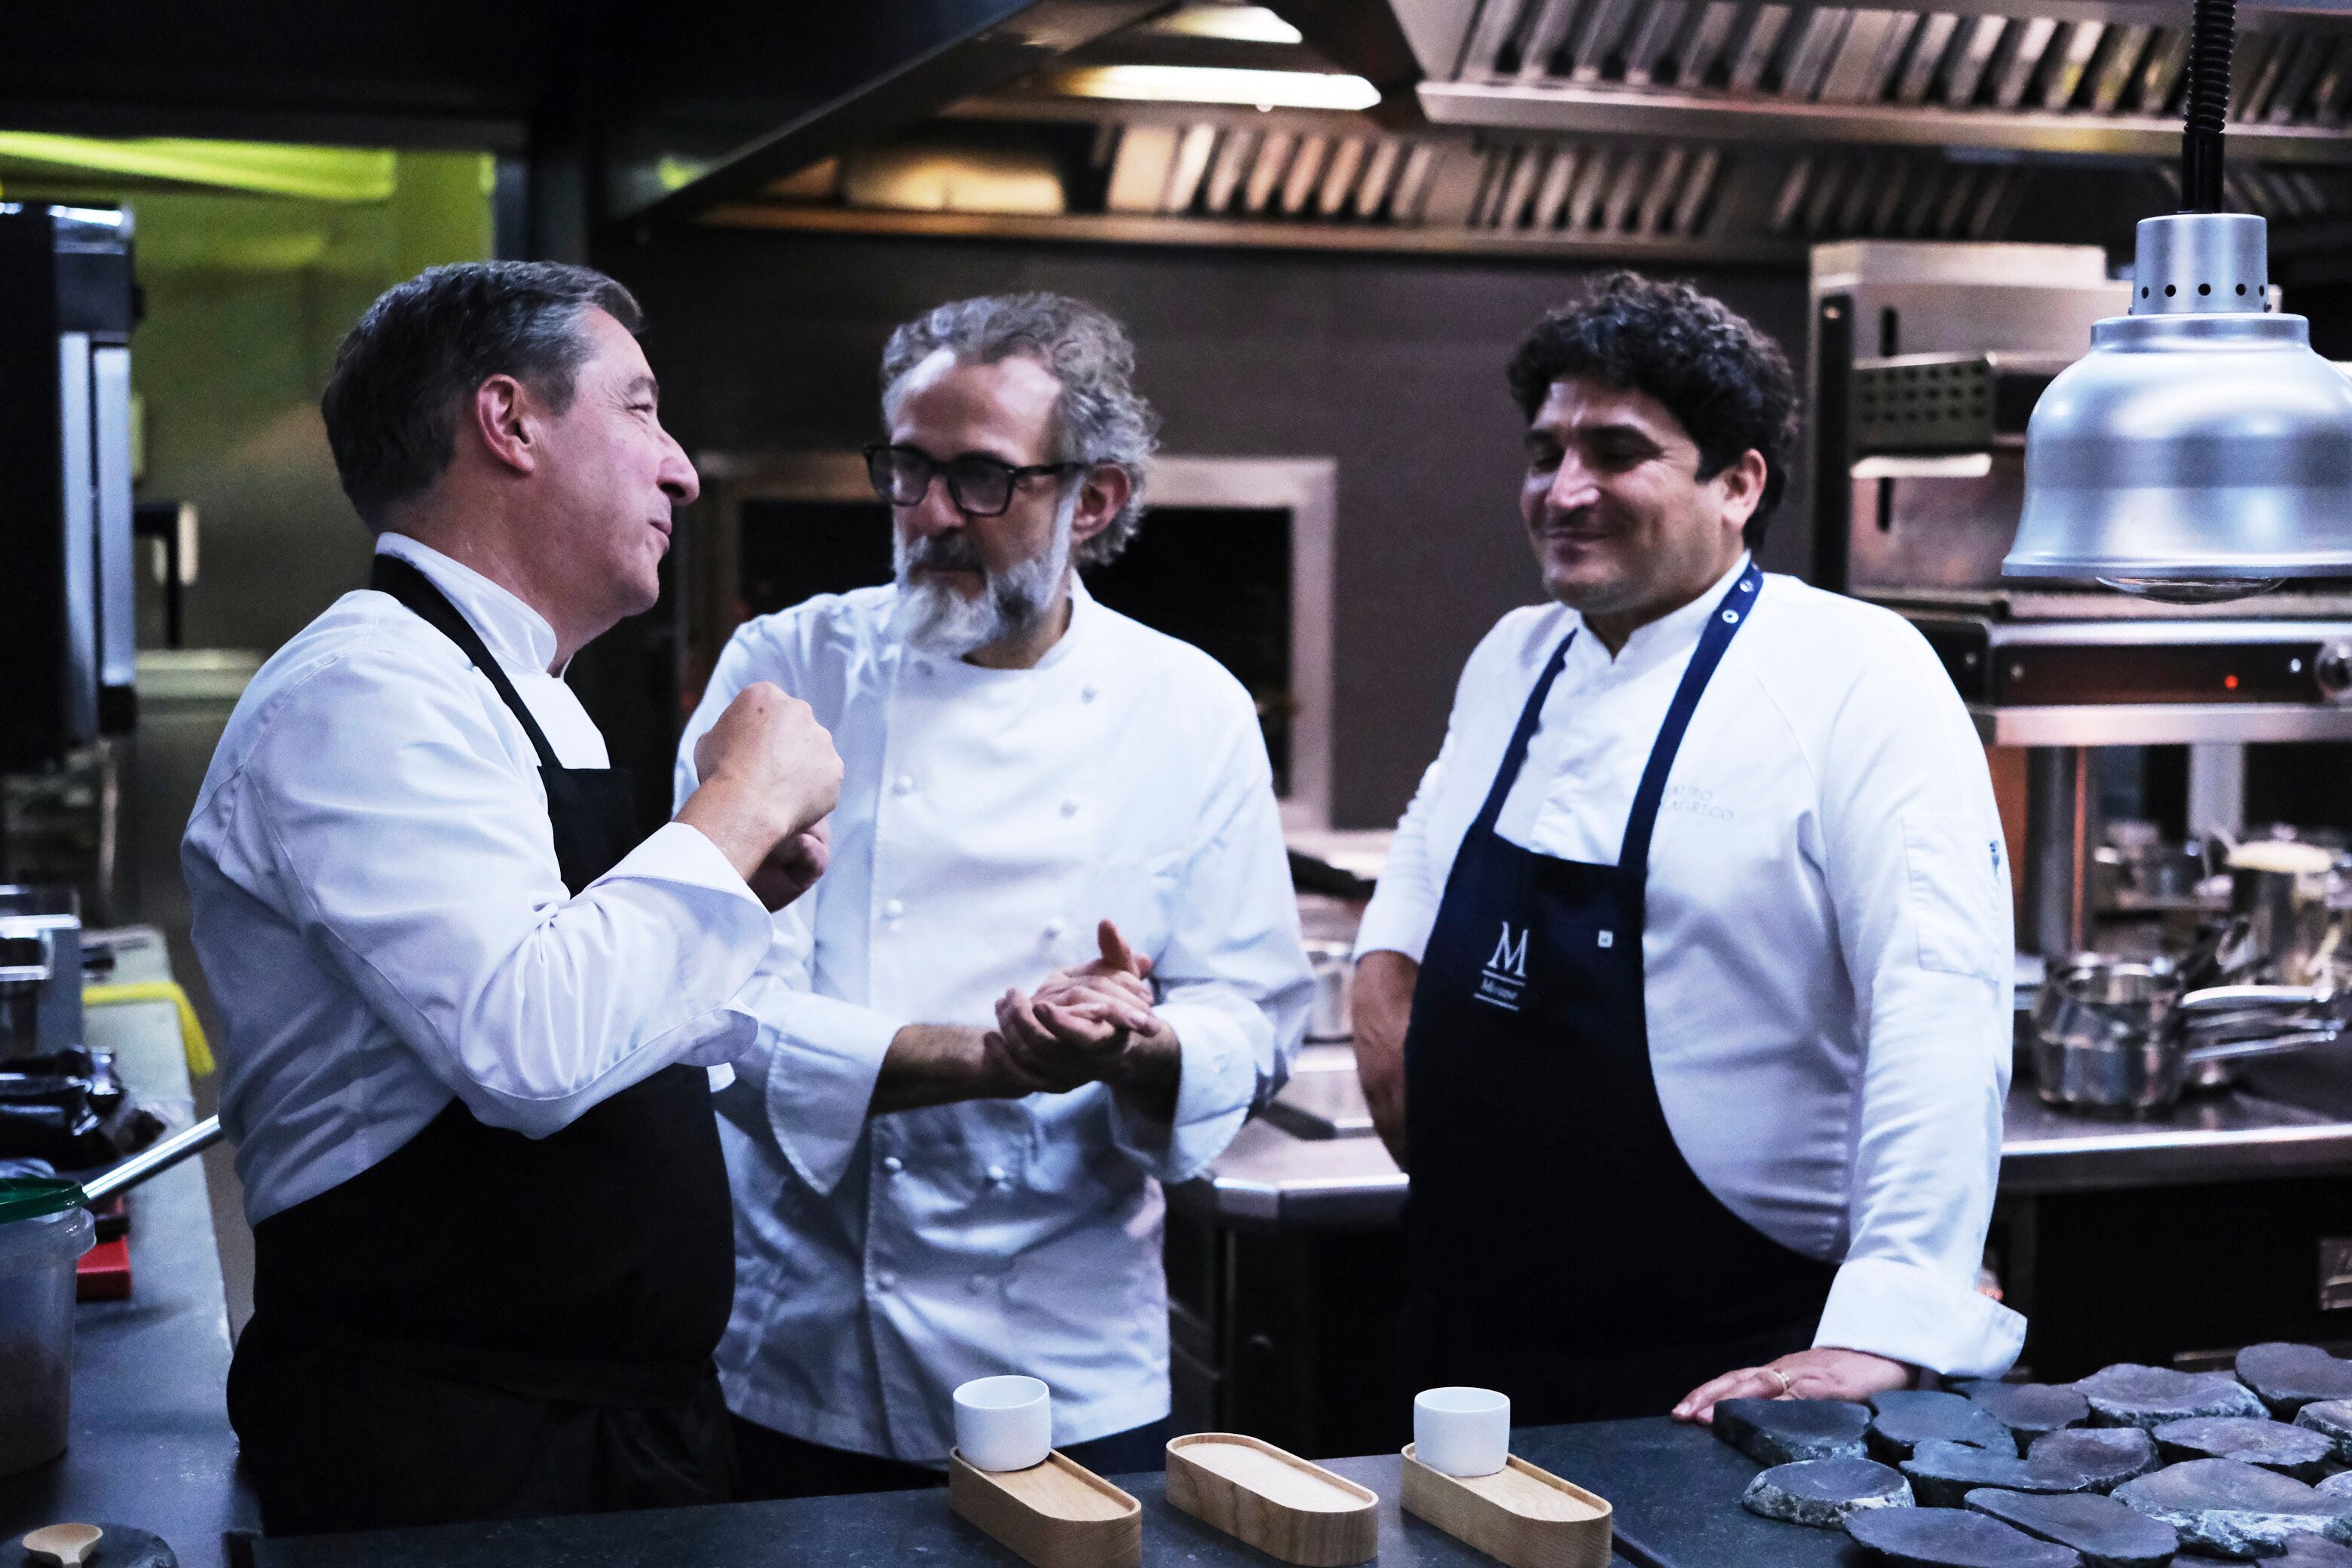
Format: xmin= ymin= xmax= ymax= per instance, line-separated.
xmin=1468 ymin=629 xmax=1579 ymax=837
xmin=371 ymin=553 xmax=564 ymax=773
xmin=1618 ymin=560 xmax=1763 ymax=890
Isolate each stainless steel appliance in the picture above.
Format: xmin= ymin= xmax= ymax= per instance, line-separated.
xmin=1811 ymin=239 xmax=2352 ymax=960
xmin=0 ymin=205 xmax=138 ymax=773
xmin=0 ymin=887 xmax=82 ymax=1064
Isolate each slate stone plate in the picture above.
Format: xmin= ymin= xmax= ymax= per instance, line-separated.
xmin=2112 ymin=1456 xmax=2352 ymax=1558
xmin=2282 ymin=1529 xmax=2352 ymax=1564
xmin=2298 ymin=1399 xmax=2352 ymax=1462
xmin=1870 ymin=1392 xmax=2021 ymax=1463
xmin=1845 ymin=1505 xmax=2085 ymax=1566
xmin=1742 ymin=1455 xmax=1914 ymax=1527
xmin=2076 ymin=1364 xmax=2270 ymax=1430
xmin=2239 ymin=1343 xmax=2352 ymax=1416
xmin=1964 ymin=1489 xmax=2179 ymax=1568
xmin=5 ymin=1525 xmax=176 ymax=1568
xmin=2027 ymin=1429 xmax=2161 ymax=1492
xmin=1903 ymin=1443 xmax=2084 ymax=1509
xmin=2154 ymin=1413 xmax=2335 ymax=1480
xmin=1712 ymin=1397 xmax=1871 ymax=1465
xmin=1955 ymin=1381 xmax=2093 ymax=1440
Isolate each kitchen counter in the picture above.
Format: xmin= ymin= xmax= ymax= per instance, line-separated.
xmin=238 ymin=1419 xmax=1875 ymax=1568
xmin=0 ymin=929 xmax=262 ymax=1566
xmin=1174 ymin=1042 xmax=2352 ymax=1228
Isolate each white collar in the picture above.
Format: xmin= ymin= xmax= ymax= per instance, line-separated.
xmin=1568 ymin=551 xmax=1753 ymax=672
xmin=374 ymin=533 xmax=562 ymax=677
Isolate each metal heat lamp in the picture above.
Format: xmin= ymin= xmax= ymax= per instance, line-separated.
xmin=2002 ymin=0 xmax=2352 ymax=602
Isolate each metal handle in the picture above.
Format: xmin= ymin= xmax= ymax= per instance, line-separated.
xmin=2179 ymin=982 xmax=2331 ymax=1012
xmin=81 ymin=1116 xmax=222 ymax=1205
xmin=2183 ymin=1031 xmax=2338 ymax=1067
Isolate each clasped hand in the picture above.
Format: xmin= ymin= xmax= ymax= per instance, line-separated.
xmin=988 ymin=920 xmax=1167 ymax=1095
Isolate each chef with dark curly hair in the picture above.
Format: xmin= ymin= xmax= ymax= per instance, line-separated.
xmin=1351 ymin=273 xmax=2022 ymax=1426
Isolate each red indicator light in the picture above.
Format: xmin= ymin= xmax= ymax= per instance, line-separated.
xmin=2225 ymin=674 xmax=2240 ymax=689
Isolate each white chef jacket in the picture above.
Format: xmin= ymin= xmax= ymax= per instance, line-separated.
xmin=184 ymin=533 xmax=771 ymax=1224
xmin=1356 ymin=555 xmax=2025 ymax=1378
xmin=675 ymin=580 xmax=1312 ymax=1462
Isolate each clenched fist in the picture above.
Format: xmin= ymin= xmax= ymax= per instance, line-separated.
xmin=678 ymin=683 xmax=843 ymax=896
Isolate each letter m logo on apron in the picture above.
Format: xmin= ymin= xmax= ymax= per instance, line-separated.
xmin=1477 ymin=920 xmax=1530 ymax=1011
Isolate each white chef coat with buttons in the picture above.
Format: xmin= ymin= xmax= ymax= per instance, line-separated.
xmin=184 ymin=533 xmax=772 ymax=1225
xmin=1356 ymin=556 xmax=2025 ymax=1378
xmin=675 ymin=580 xmax=1312 ymax=1462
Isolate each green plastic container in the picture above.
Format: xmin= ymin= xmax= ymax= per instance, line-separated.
xmin=0 ymin=1177 xmax=94 ymax=1477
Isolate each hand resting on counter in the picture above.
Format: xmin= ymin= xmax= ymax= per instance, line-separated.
xmin=1672 ymin=1347 xmax=1913 ymax=1424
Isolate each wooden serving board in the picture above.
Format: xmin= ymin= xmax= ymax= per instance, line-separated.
xmin=1399 ymin=1444 xmax=1614 ymax=1568
xmin=948 ymin=1450 xmax=1141 ymax=1568
xmin=1164 ymin=1433 xmax=1380 ymax=1566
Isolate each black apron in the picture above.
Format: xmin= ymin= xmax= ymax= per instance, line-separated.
xmin=1399 ymin=562 xmax=1838 ymax=1424
xmin=228 ymin=555 xmax=738 ymax=1535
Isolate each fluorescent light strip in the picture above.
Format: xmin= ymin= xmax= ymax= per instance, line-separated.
xmin=1145 ymin=5 xmax=1305 ymax=44
xmin=1051 ymin=65 xmax=1381 ymax=112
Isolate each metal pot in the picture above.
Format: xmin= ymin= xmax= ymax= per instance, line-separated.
xmin=2220 ymin=841 xmax=2337 ymax=985
xmin=2029 ymin=955 xmax=2342 ymax=1113
xmin=1303 ymin=941 xmax=1353 ymax=1043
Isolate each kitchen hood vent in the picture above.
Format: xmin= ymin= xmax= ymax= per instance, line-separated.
xmin=1407 ymin=2 xmax=2352 ymax=165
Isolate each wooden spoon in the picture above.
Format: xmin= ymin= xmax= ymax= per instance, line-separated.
xmin=23 ymin=1523 xmax=104 ymax=1566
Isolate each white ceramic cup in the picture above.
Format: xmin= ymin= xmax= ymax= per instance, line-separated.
xmin=954 ymin=1375 xmax=1052 ymax=1472
xmin=1415 ymin=1386 xmax=1511 ymax=1478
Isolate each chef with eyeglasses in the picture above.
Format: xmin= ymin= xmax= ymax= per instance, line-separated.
xmin=1352 ymin=273 xmax=2024 ymax=1426
xmin=677 ymin=291 xmax=1311 ymax=1497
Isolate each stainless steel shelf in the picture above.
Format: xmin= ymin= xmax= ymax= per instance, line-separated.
xmin=1970 ymin=702 xmax=2352 ymax=746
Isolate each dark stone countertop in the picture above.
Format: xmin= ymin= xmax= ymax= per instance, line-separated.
xmin=239 ymin=1419 xmax=1855 ymax=1568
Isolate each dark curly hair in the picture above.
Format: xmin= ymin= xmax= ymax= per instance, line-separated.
xmin=1506 ymin=273 xmax=1799 ymax=547
xmin=322 ymin=262 xmax=643 ymax=529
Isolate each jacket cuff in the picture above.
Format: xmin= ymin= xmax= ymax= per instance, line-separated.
xmin=1814 ymin=1254 xmax=2027 ymax=1378
xmin=1108 ymin=999 xmax=1258 ymax=1184
xmin=741 ymin=980 xmax=904 ymax=1194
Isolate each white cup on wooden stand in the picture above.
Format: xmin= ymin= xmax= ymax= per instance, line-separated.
xmin=954 ymin=1375 xmax=1052 ymax=1472
xmin=1414 ymin=1386 xmax=1511 ymax=1478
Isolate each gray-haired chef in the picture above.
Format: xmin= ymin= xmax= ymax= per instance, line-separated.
xmin=676 ymin=292 xmax=1312 ymax=1496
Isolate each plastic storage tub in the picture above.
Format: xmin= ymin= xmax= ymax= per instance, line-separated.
xmin=0 ymin=1178 xmax=94 ymax=1478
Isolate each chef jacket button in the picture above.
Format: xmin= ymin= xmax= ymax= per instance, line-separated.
xmin=883 ymin=1155 xmax=904 ymax=1174
xmin=987 ymin=1164 xmax=1009 ymax=1184
xmin=877 ymin=1271 xmax=896 ymax=1291
xmin=1043 ymin=916 xmax=1067 ymax=939
xmin=894 ymin=774 xmax=915 ymax=795
xmin=884 ymin=898 xmax=906 ymax=920
xmin=1059 ymin=799 xmax=1080 ymax=817
xmin=1081 ymin=684 xmax=1098 ymax=702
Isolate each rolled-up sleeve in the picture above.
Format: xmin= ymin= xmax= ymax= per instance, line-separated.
xmin=1811 ymin=628 xmax=2025 ymax=1378
xmin=1108 ymin=733 xmax=1311 ymax=1184
xmin=1353 ymin=750 xmax=1449 ymax=965
xmin=254 ymin=646 xmax=771 ymax=1139
xmin=679 ymin=624 xmax=905 ymax=1194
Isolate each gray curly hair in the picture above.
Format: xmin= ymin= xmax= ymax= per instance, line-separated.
xmin=880 ymin=292 xmax=1159 ymax=568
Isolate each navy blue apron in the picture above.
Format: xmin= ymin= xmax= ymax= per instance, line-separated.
xmin=228 ymin=556 xmax=738 ymax=1534
xmin=1399 ymin=562 xmax=1837 ymax=1424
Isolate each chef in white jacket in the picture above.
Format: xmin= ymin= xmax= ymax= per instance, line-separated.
xmin=675 ymin=292 xmax=1312 ymax=1496
xmin=1352 ymin=273 xmax=2023 ymax=1428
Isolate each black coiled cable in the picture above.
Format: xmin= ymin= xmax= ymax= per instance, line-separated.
xmin=2182 ymin=0 xmax=2235 ymax=211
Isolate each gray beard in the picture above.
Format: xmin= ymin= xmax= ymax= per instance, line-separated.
xmin=890 ymin=491 xmax=1076 ymax=658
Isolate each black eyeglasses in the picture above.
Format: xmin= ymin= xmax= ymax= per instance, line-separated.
xmin=862 ymin=443 xmax=1083 ymax=518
